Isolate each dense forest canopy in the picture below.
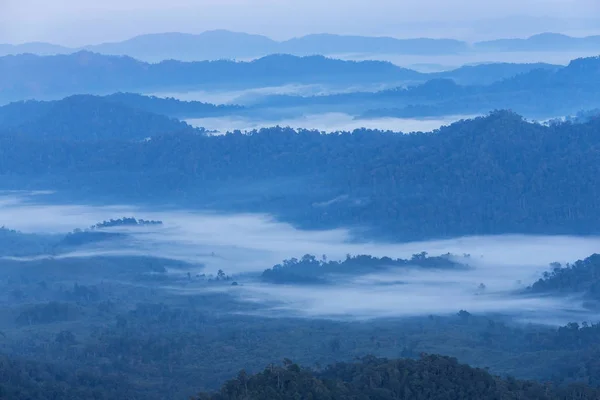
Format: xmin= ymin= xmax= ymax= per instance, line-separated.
xmin=261 ymin=253 xmax=467 ymax=284
xmin=1 ymin=111 xmax=600 ymax=241
xmin=3 ymin=220 xmax=600 ymax=398
xmin=0 ymin=94 xmax=203 ymax=140
xmin=196 ymin=355 xmax=600 ymax=400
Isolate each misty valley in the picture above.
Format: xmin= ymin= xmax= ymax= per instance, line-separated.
xmin=2 ymin=191 xmax=600 ymax=399
xmin=2 ymin=19 xmax=600 ymax=400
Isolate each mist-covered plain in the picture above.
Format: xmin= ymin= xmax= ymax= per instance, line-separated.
xmin=2 ymin=191 xmax=598 ymax=324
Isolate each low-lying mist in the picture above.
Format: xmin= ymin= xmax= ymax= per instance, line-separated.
xmin=146 ymin=83 xmax=391 ymax=105
xmin=2 ymin=191 xmax=598 ymax=323
xmin=185 ymin=113 xmax=476 ymax=134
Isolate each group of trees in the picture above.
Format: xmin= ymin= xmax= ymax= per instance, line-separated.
xmin=91 ymin=217 xmax=163 ymax=229
xmin=262 ymin=253 xmax=466 ymax=284
xmin=528 ymin=254 xmax=600 ymax=302
xmin=5 ymin=247 xmax=600 ymax=399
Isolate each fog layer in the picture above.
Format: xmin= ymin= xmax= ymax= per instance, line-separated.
xmin=2 ymin=192 xmax=598 ymax=322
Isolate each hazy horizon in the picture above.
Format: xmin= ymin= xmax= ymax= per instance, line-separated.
xmin=2 ymin=25 xmax=600 ymax=47
xmin=1 ymin=0 xmax=600 ymax=46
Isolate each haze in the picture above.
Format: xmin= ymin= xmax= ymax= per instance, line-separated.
xmin=1 ymin=0 xmax=599 ymax=45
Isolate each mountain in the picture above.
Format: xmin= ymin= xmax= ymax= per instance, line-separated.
xmin=474 ymin=32 xmax=600 ymax=52
xmin=195 ymin=355 xmax=600 ymax=400
xmin=0 ymin=51 xmax=566 ymax=105
xmin=256 ymin=56 xmax=600 ymax=119
xmin=80 ymin=31 xmax=471 ymax=60
xmin=0 ymin=94 xmax=200 ymax=141
xmin=3 ymin=31 xmax=600 ymax=62
xmin=86 ymin=30 xmax=279 ymax=62
xmin=279 ymin=33 xmax=468 ymax=55
xmin=433 ymin=62 xmax=562 ymax=85
xmin=0 ymin=51 xmax=424 ymax=104
xmin=0 ymin=42 xmax=73 ymax=56
xmin=0 ymin=51 xmax=148 ymax=103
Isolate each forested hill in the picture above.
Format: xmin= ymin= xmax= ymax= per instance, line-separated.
xmin=0 ymin=51 xmax=562 ymax=104
xmin=0 ymin=93 xmax=242 ymax=132
xmin=103 ymin=93 xmax=243 ymax=118
xmin=195 ymin=354 xmax=600 ymax=400
xmin=1 ymin=111 xmax=600 ymax=241
xmin=261 ymin=56 xmax=600 ymax=119
xmin=0 ymin=95 xmax=202 ymax=140
xmin=0 ymin=52 xmax=420 ymax=103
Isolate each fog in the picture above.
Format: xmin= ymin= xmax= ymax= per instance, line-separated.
xmin=2 ymin=191 xmax=599 ymax=323
xmin=185 ymin=113 xmax=476 ymax=134
xmin=3 ymin=0 xmax=599 ymax=46
xmin=146 ymin=83 xmax=392 ymax=105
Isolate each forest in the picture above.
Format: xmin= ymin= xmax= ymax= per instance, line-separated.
xmin=261 ymin=253 xmax=467 ymax=284
xmin=2 ymin=231 xmax=600 ymax=399
xmin=196 ymin=355 xmax=600 ymax=400
xmin=1 ymin=110 xmax=600 ymax=241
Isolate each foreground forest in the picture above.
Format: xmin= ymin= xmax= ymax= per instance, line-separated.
xmin=2 ymin=219 xmax=600 ymax=399
xmin=196 ymin=355 xmax=600 ymax=400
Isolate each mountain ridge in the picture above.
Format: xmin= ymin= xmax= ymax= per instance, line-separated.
xmin=2 ymin=30 xmax=599 ymax=61
xmin=0 ymin=51 xmax=563 ymax=105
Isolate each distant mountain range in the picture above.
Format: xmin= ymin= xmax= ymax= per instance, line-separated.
xmin=2 ymin=52 xmax=596 ymax=120
xmin=251 ymin=56 xmax=600 ymax=119
xmin=0 ymin=51 xmax=561 ymax=104
xmin=1 ymin=30 xmax=599 ymax=62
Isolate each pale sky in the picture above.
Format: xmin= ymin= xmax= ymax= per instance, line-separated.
xmin=1 ymin=0 xmax=599 ymax=46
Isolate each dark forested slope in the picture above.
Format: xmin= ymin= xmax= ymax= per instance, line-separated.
xmin=0 ymin=95 xmax=201 ymax=140
xmin=196 ymin=355 xmax=600 ymax=400
xmin=1 ymin=111 xmax=600 ymax=240
xmin=0 ymin=353 xmax=135 ymax=400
